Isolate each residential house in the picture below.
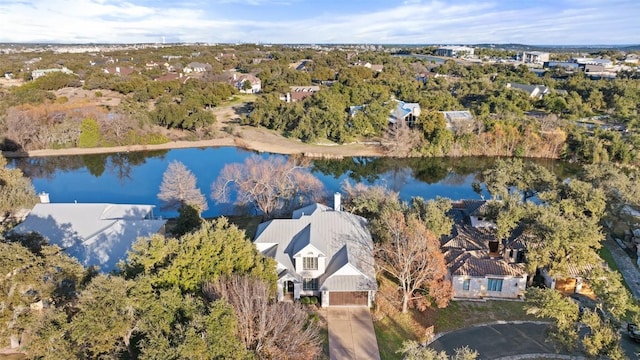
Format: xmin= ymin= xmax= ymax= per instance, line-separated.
xmin=505 ymin=82 xmax=551 ymax=99
xmin=31 ymin=67 xmax=73 ymax=80
xmin=443 ymin=201 xmax=528 ymax=300
xmin=254 ymin=194 xmax=377 ymax=307
xmin=281 ymin=85 xmax=321 ymax=102
xmin=12 ymin=201 xmax=166 ymax=272
xmin=522 ymin=51 xmax=550 ymax=64
xmin=441 ymin=110 xmax=475 ymax=133
xmin=353 ymin=61 xmax=384 ymax=72
xmin=624 ymin=54 xmax=639 ymax=64
xmin=234 ymin=73 xmax=262 ymax=94
xmin=540 ymin=264 xmax=597 ymax=299
xmin=289 ymin=59 xmax=312 ymax=71
xmin=183 ymin=62 xmax=212 ymax=73
xmin=389 ymin=99 xmax=421 ymax=128
xmin=436 ymin=46 xmax=475 ymax=57
xmin=103 ymin=66 xmax=135 ymax=76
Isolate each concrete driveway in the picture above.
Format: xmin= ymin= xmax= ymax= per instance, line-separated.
xmin=429 ymin=322 xmax=560 ymax=359
xmin=327 ymin=307 xmax=380 ymax=360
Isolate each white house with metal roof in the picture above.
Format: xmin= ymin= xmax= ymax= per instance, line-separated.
xmin=12 ymin=202 xmax=166 ymax=272
xmin=253 ymin=194 xmax=377 ymax=307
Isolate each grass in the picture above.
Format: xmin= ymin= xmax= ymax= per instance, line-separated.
xmin=220 ymin=94 xmax=257 ymax=107
xmin=373 ymin=313 xmax=419 ymax=360
xmin=599 ymin=245 xmax=621 ymax=273
xmin=373 ymin=276 xmax=540 ymax=359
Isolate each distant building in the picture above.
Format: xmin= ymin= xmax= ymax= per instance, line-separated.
xmin=543 ymin=61 xmax=580 ymax=71
xmin=441 ymin=110 xmax=475 ymax=133
xmin=31 ymin=67 xmax=73 ymax=80
xmin=389 ymin=99 xmax=421 ymax=127
xmin=281 ymin=86 xmax=321 ymax=102
xmin=522 ymin=51 xmax=550 ymax=64
xmin=234 ymin=73 xmax=262 ymax=94
xmin=436 ymin=46 xmax=475 ymax=57
xmin=506 ymin=82 xmax=551 ymax=99
xmin=103 ymin=66 xmax=135 ymax=76
xmin=183 ymin=62 xmax=212 ymax=73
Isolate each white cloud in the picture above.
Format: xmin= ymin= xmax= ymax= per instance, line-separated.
xmin=0 ymin=0 xmax=638 ymax=44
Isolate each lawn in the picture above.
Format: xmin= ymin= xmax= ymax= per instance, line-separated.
xmin=224 ymin=215 xmax=262 ymax=239
xmin=373 ymin=276 xmax=539 ymax=360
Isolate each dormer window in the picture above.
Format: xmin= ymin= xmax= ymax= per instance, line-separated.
xmin=303 ymin=257 xmax=318 ymax=270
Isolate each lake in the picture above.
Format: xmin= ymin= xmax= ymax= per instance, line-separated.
xmin=10 ymin=147 xmax=575 ymax=218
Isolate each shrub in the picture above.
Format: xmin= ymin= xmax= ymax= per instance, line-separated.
xmin=78 ymin=118 xmax=101 ymax=148
xmin=95 ymin=91 xmax=103 ymax=97
xmin=301 ymin=296 xmax=311 ymax=305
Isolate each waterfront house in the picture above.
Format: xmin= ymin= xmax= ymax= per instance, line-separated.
xmin=253 ymin=194 xmax=377 ymax=307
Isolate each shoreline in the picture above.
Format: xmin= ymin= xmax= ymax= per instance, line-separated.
xmin=1 ymin=129 xmax=385 ymax=159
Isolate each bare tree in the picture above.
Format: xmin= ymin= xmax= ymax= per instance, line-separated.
xmin=204 ymin=275 xmax=322 ymax=360
xmin=158 ymin=161 xmax=208 ymax=212
xmin=377 ymin=209 xmax=452 ymax=313
xmin=212 ymin=155 xmax=324 ymax=219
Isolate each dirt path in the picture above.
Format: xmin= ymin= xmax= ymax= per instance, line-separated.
xmin=2 ymin=102 xmax=385 ymax=159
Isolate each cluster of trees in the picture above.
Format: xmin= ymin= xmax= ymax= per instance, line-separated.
xmin=2 ymin=44 xmax=639 ymax=163
xmin=1 ymin=218 xmax=321 ymax=359
xmin=482 ymin=158 xmax=639 ymax=358
xmin=341 ymin=182 xmax=454 ymax=314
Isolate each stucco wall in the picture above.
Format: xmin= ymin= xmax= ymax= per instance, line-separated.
xmin=452 ymin=275 xmax=527 ymax=299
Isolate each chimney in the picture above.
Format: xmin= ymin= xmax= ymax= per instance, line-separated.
xmin=334 ymin=192 xmax=341 ymax=212
xmin=38 ymin=192 xmax=50 ymax=204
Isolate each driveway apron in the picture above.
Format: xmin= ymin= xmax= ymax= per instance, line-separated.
xmin=328 ymin=307 xmax=380 ymax=360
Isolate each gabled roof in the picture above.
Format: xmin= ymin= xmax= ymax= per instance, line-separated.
xmin=389 ymin=100 xmax=420 ymax=124
xmin=12 ymin=203 xmax=166 ymax=272
xmin=254 ymin=203 xmax=376 ymax=291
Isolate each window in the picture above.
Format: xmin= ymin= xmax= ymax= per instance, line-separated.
xmin=487 ymin=278 xmax=503 ymax=292
xmin=303 ymin=278 xmax=318 ymax=290
xmin=303 ymin=257 xmax=318 ymax=270
xmin=462 ymin=279 xmax=470 ymax=291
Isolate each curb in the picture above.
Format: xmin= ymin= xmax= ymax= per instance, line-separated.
xmin=426 ymin=321 xmax=552 ymax=345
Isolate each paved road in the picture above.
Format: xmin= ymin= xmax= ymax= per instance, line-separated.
xmin=327 ymin=307 xmax=380 ymax=360
xmin=429 ymin=323 xmax=561 ymax=359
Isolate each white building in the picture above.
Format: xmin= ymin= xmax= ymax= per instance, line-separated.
xmin=522 ymin=51 xmax=550 ymax=64
xmin=436 ymin=46 xmax=475 ymax=57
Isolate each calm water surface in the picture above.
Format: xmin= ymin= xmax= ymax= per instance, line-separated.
xmin=11 ymin=147 xmax=574 ymax=218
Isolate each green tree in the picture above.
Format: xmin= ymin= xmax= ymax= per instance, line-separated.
xmin=0 ymin=154 xmax=37 ymax=228
xmin=122 ymin=219 xmax=277 ymax=292
xmin=525 ymin=287 xmax=580 ymax=352
xmin=78 ymin=118 xmax=101 ymax=148
xmin=172 ymin=204 xmax=203 ymax=238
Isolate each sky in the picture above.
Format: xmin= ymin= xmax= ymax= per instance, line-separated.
xmin=0 ymin=0 xmax=638 ymax=45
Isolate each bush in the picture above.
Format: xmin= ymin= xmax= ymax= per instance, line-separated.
xmin=78 ymin=118 xmax=101 ymax=148
xmin=95 ymin=91 xmax=103 ymax=97
xmin=301 ymin=296 xmax=311 ymax=305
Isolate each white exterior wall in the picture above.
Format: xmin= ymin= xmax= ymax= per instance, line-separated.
xmin=452 ymin=275 xmax=527 ymax=299
xmin=295 ymin=254 xmax=327 ymax=279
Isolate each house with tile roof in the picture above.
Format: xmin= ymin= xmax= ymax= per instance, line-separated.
xmin=443 ymin=200 xmax=528 ymax=300
xmin=253 ymin=194 xmax=377 ymax=307
xmin=12 ymin=202 xmax=166 ymax=272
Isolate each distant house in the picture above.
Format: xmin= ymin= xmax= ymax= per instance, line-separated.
xmin=353 ymin=61 xmax=384 ymax=72
xmin=389 ymin=99 xmax=421 ymax=127
xmin=234 ymin=73 xmax=262 ymax=94
xmin=31 ymin=67 xmax=73 ymax=80
xmin=253 ymin=194 xmax=377 ymax=307
xmin=522 ymin=51 xmax=550 ymax=64
xmin=183 ymin=62 xmax=212 ymax=73
xmin=103 ymin=66 xmax=135 ymax=76
xmin=281 ymin=85 xmax=321 ymax=102
xmin=443 ymin=201 xmax=528 ymax=300
xmin=12 ymin=202 xmax=166 ymax=272
xmin=436 ymin=46 xmax=475 ymax=57
xmin=506 ymin=82 xmax=551 ymax=99
xmin=415 ymin=72 xmax=429 ymax=85
xmin=441 ymin=110 xmax=475 ymax=133
xmin=349 ymin=105 xmax=365 ymax=117
xmin=624 ymin=54 xmax=639 ymax=64
xmin=289 ymin=59 xmax=312 ymax=71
